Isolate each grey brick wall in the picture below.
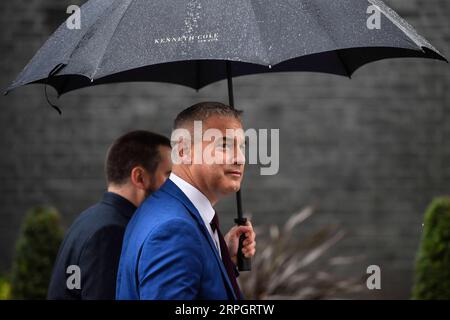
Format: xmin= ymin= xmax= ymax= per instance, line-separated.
xmin=0 ymin=0 xmax=448 ymax=299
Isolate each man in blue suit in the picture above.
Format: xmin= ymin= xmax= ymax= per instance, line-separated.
xmin=116 ymin=102 xmax=256 ymax=300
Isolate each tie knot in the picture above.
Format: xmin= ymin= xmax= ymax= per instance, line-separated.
xmin=210 ymin=212 xmax=220 ymax=232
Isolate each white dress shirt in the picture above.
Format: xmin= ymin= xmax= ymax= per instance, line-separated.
xmin=169 ymin=173 xmax=222 ymax=258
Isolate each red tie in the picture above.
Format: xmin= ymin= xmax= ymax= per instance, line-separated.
xmin=210 ymin=212 xmax=242 ymax=300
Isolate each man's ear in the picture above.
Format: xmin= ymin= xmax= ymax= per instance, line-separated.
xmin=130 ymin=166 xmax=149 ymax=190
xmin=173 ymin=137 xmax=192 ymax=165
xmin=171 ymin=128 xmax=192 ymax=165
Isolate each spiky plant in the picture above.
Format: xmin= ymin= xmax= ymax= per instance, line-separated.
xmin=238 ymin=206 xmax=363 ymax=299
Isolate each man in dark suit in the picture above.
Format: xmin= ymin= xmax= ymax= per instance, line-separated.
xmin=116 ymin=102 xmax=256 ymax=300
xmin=47 ymin=130 xmax=172 ymax=299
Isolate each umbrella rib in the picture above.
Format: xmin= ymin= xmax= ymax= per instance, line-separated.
xmin=90 ymin=0 xmax=136 ymax=80
xmin=248 ymin=0 xmax=270 ymax=65
xmin=368 ymin=0 xmax=438 ymax=53
xmin=7 ymin=0 xmax=110 ymax=93
xmin=334 ymin=50 xmax=351 ymax=78
xmin=57 ymin=75 xmax=71 ymax=97
xmin=301 ymin=1 xmax=351 ymax=77
xmin=65 ymin=0 xmax=122 ymax=64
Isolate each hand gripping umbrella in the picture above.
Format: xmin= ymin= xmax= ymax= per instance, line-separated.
xmin=4 ymin=0 xmax=447 ymax=271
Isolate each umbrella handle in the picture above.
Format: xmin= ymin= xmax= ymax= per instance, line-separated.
xmin=234 ymin=217 xmax=252 ymax=271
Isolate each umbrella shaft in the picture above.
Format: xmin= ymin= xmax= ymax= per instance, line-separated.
xmin=226 ymin=61 xmax=235 ymax=108
xmin=226 ymin=61 xmax=244 ymax=221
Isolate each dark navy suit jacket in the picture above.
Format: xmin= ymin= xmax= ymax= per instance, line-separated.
xmin=116 ymin=179 xmax=240 ymax=300
xmin=47 ymin=192 xmax=136 ymax=299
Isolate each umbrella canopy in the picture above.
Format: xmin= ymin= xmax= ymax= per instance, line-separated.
xmin=4 ymin=0 xmax=446 ymax=96
xmin=4 ymin=0 xmax=447 ymax=272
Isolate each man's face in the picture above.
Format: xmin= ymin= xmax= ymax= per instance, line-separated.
xmin=190 ymin=116 xmax=245 ymax=201
xmin=148 ymin=145 xmax=172 ymax=195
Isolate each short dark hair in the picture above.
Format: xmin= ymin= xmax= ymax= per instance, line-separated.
xmin=173 ymin=101 xmax=243 ymax=129
xmin=105 ymin=130 xmax=171 ymax=186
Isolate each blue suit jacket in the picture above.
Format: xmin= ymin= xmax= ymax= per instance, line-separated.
xmin=116 ymin=179 xmax=239 ymax=300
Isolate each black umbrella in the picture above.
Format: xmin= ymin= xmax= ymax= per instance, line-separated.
xmin=4 ymin=0 xmax=447 ymax=271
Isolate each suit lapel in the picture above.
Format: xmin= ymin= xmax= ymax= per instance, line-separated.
xmin=160 ymin=179 xmax=237 ymax=300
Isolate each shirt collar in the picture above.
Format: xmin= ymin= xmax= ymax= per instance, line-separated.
xmin=101 ymin=191 xmax=137 ymax=220
xmin=169 ymin=173 xmax=215 ymax=225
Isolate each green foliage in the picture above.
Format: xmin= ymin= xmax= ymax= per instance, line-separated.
xmin=412 ymin=197 xmax=450 ymax=300
xmin=0 ymin=275 xmax=11 ymax=300
xmin=11 ymin=206 xmax=63 ymax=299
